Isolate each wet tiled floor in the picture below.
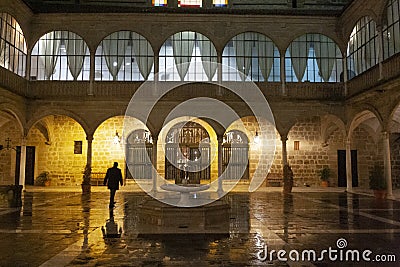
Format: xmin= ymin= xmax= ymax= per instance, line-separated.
xmin=1 ymin=190 xmax=400 ymax=266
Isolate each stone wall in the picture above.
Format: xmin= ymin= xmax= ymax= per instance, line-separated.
xmin=27 ymin=115 xmax=86 ymax=186
xmin=391 ymin=135 xmax=400 ymax=189
xmin=0 ymin=121 xmax=22 ymax=185
xmin=287 ymin=117 xmax=345 ymax=187
xmin=351 ymin=126 xmax=382 ymax=189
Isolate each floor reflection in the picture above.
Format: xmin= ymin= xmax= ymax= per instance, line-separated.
xmin=1 ymin=191 xmax=400 ymax=266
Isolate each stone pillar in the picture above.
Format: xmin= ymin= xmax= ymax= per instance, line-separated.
xmin=151 ymin=137 xmax=158 ymax=193
xmin=345 ymin=139 xmax=352 ymax=192
xmin=217 ymin=135 xmax=224 ymax=195
xmin=168 ymin=0 xmax=178 ymax=7
xmin=343 ymin=56 xmax=348 ymax=96
xmin=281 ymin=134 xmax=288 ymax=166
xmin=382 ymin=131 xmax=393 ymax=197
xmin=19 ymin=138 xmax=27 ymax=190
xmin=202 ymin=0 xmax=212 ymax=8
xmin=280 ymin=53 xmax=286 ymax=96
xmin=154 ymin=49 xmax=159 ymax=82
xmin=88 ymin=51 xmax=95 ymax=95
xmin=217 ymin=53 xmax=222 ymax=95
xmin=376 ymin=25 xmax=384 ymax=80
xmin=25 ymin=48 xmax=31 ymax=80
xmin=86 ymin=135 xmax=93 ymax=168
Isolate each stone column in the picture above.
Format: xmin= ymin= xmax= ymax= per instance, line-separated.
xmin=382 ymin=131 xmax=393 ymax=197
xmin=88 ymin=51 xmax=95 ymax=95
xmin=345 ymin=139 xmax=352 ymax=192
xmin=154 ymin=49 xmax=159 ymax=82
xmin=376 ymin=25 xmax=384 ymax=80
xmin=343 ymin=56 xmax=348 ymax=96
xmin=25 ymin=48 xmax=31 ymax=80
xmin=151 ymin=137 xmax=158 ymax=193
xmin=86 ymin=135 xmax=93 ymax=168
xmin=217 ymin=53 xmax=222 ymax=95
xmin=217 ymin=135 xmax=224 ymax=195
xmin=19 ymin=138 xmax=27 ymax=190
xmin=281 ymin=134 xmax=288 ymax=166
xmin=168 ymin=0 xmax=178 ymax=7
xmin=280 ymin=53 xmax=286 ymax=96
xmin=202 ymin=0 xmax=212 ymax=8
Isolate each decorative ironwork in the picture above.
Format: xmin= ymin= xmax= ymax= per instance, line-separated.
xmin=125 ymin=129 xmax=153 ymax=180
xmin=222 ymin=130 xmax=249 ymax=180
xmin=165 ymin=122 xmax=210 ymax=183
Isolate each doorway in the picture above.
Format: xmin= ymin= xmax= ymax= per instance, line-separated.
xmin=15 ymin=146 xmax=36 ymax=185
xmin=337 ymin=150 xmax=358 ymax=187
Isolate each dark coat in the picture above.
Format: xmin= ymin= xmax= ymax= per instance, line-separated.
xmin=103 ymin=167 xmax=123 ymax=190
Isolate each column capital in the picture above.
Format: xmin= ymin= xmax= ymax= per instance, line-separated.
xmin=280 ymin=134 xmax=288 ymax=142
xmin=21 ymin=137 xmax=27 ymax=146
xmin=86 ymin=135 xmax=94 ymax=142
xmin=217 ymin=135 xmax=224 ymax=143
xmin=381 ymin=131 xmax=390 ymax=139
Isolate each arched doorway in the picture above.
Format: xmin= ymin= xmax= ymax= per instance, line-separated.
xmin=165 ymin=121 xmax=210 ymax=184
xmin=222 ymin=130 xmax=249 ymax=180
xmin=125 ymin=129 xmax=153 ymax=180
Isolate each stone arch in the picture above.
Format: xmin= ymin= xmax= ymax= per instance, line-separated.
xmin=343 ymin=13 xmax=379 ymax=43
xmin=377 ymin=0 xmax=393 ymax=25
xmin=222 ymin=31 xmax=280 ymax=54
xmin=225 ymin=115 xmax=278 ymax=184
xmin=347 ymin=109 xmax=384 ymax=139
xmin=92 ymin=115 xmax=152 ymax=177
xmin=222 ymin=31 xmax=281 ymax=82
xmin=0 ymin=102 xmax=25 ymax=135
xmin=26 ymin=114 xmax=88 ymax=186
xmin=346 ymin=109 xmax=385 ymax=189
xmin=159 ymin=30 xmax=218 ymax=81
xmin=388 ymin=96 xmax=400 ymax=132
xmin=30 ymin=29 xmax=92 ymax=54
xmin=285 ymin=113 xmax=346 ymax=187
xmin=284 ymin=32 xmax=345 ymax=57
xmin=320 ymin=114 xmax=346 ymax=146
xmin=93 ymin=113 xmax=156 ymax=141
xmin=160 ymin=29 xmax=218 ymax=54
xmin=27 ymin=108 xmax=90 ymax=137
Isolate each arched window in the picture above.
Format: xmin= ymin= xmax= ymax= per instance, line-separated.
xmin=159 ymin=31 xmax=217 ymax=81
xmin=95 ymin=31 xmax=154 ymax=81
xmin=31 ymin=31 xmax=89 ymax=80
xmin=222 ymin=32 xmax=280 ymax=82
xmin=347 ymin=16 xmax=378 ymax=79
xmin=285 ymin=34 xmax=342 ymax=82
xmin=0 ymin=13 xmax=26 ymax=77
xmin=383 ymin=0 xmax=400 ymax=59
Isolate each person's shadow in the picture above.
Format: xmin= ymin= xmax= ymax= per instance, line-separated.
xmin=102 ymin=209 xmax=122 ymax=242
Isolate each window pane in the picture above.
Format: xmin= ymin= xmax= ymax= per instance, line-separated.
xmin=222 ymin=32 xmax=280 ymax=82
xmin=346 ymin=16 xmax=378 ymax=79
xmin=0 ymin=13 xmax=27 ymax=77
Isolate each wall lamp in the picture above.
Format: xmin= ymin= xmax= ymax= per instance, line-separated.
xmin=254 ymin=131 xmax=260 ymax=145
xmin=113 ymin=131 xmax=121 ymax=145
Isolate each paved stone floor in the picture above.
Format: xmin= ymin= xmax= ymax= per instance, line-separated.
xmin=1 ymin=188 xmax=400 ymax=266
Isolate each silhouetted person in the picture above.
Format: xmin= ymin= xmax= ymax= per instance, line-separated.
xmin=103 ymin=162 xmax=123 ymax=208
